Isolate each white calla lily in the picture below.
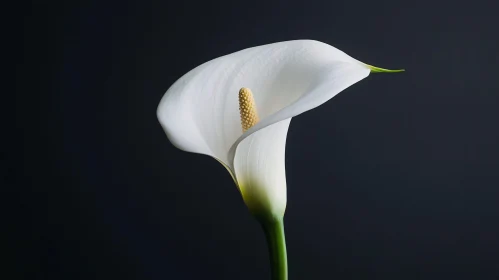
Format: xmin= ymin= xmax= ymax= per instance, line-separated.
xmin=158 ymin=39 xmax=403 ymax=280
xmin=157 ymin=40 xmax=400 ymax=218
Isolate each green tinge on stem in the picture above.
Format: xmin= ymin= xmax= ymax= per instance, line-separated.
xmin=364 ymin=63 xmax=405 ymax=73
xmin=259 ymin=217 xmax=288 ymax=280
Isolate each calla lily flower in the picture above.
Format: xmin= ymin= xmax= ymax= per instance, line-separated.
xmin=158 ymin=39 xmax=400 ymax=217
xmin=157 ymin=39 xmax=402 ymax=280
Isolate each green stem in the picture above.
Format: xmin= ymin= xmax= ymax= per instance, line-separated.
xmin=259 ymin=217 xmax=288 ymax=280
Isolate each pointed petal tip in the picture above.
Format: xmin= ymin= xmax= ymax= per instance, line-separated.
xmin=365 ymin=64 xmax=405 ymax=73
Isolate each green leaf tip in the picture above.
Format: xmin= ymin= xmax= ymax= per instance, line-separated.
xmin=365 ymin=64 xmax=405 ymax=73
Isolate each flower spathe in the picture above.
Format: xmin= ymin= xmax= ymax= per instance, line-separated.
xmin=157 ymin=40 xmax=401 ymax=218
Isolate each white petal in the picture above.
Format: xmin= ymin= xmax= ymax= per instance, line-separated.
xmin=157 ymin=40 xmax=370 ymax=168
xmin=234 ymin=118 xmax=291 ymax=217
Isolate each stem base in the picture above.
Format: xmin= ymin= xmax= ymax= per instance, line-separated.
xmin=258 ymin=217 xmax=288 ymax=280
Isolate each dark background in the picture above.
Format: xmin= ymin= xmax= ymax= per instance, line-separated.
xmin=9 ymin=0 xmax=499 ymax=279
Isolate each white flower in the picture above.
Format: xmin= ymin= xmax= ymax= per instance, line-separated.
xmin=157 ymin=40 xmax=401 ymax=219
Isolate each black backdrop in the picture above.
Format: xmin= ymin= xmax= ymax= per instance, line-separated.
xmin=10 ymin=0 xmax=499 ymax=279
